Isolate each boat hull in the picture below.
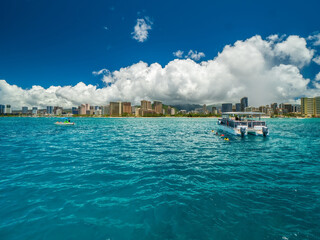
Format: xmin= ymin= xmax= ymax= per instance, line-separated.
xmin=55 ymin=122 xmax=75 ymax=125
xmin=218 ymin=124 xmax=247 ymax=136
xmin=247 ymin=126 xmax=269 ymax=136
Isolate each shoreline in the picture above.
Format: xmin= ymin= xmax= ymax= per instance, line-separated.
xmin=0 ymin=115 xmax=317 ymax=119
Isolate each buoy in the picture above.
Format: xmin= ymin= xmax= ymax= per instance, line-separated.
xmin=221 ymin=134 xmax=225 ymax=137
xmin=224 ymin=138 xmax=229 ymax=141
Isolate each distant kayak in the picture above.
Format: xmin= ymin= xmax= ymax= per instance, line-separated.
xmin=55 ymin=117 xmax=74 ymax=125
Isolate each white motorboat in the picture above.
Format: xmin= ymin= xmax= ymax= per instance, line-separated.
xmin=217 ymin=112 xmax=269 ymax=137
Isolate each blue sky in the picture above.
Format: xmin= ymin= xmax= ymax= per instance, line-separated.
xmin=1 ymin=0 xmax=320 ymax=108
xmin=1 ymin=0 xmax=319 ymax=88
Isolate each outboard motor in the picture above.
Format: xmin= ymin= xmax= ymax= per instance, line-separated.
xmin=262 ymin=127 xmax=269 ymax=136
xmin=240 ymin=127 xmax=246 ymax=137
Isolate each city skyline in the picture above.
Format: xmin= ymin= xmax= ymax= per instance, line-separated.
xmin=0 ymin=92 xmax=318 ymax=111
xmin=0 ymin=97 xmax=305 ymax=111
xmin=2 ymin=95 xmax=319 ymax=117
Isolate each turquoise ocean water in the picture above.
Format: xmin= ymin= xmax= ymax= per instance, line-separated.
xmin=0 ymin=117 xmax=319 ymax=240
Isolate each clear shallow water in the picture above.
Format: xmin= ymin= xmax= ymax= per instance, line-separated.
xmin=0 ymin=117 xmax=319 ymax=240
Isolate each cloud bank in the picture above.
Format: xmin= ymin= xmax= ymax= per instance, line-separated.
xmin=1 ymin=34 xmax=320 ymax=109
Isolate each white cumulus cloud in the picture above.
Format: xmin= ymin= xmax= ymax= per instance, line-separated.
xmin=308 ymin=33 xmax=320 ymax=46
xmin=186 ymin=50 xmax=205 ymax=61
xmin=92 ymin=69 xmax=110 ymax=76
xmin=274 ymin=35 xmax=314 ymax=68
xmin=313 ymin=56 xmax=320 ymax=65
xmin=131 ymin=17 xmax=153 ymax=42
xmin=267 ymin=34 xmax=279 ymax=42
xmin=1 ymin=34 xmax=319 ymax=109
xmin=173 ymin=49 xmax=205 ymax=60
xmin=173 ymin=50 xmax=184 ymax=58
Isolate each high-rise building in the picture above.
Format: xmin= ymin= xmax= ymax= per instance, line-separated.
xmin=245 ymin=106 xmax=259 ymax=112
xmin=170 ymin=108 xmax=176 ymax=115
xmin=32 ymin=107 xmax=38 ymax=115
xmin=101 ymin=105 xmax=110 ymax=115
xmin=315 ymin=97 xmax=320 ymax=116
xmin=54 ymin=106 xmax=63 ymax=115
xmin=140 ymin=100 xmax=154 ymax=116
xmin=203 ymin=104 xmax=207 ymax=114
xmin=154 ymin=101 xmax=163 ymax=114
xmin=131 ymin=106 xmax=136 ymax=114
xmin=279 ymin=103 xmax=284 ymax=109
xmin=259 ymin=106 xmax=267 ymax=114
xmin=22 ymin=107 xmax=28 ymax=114
xmin=222 ymin=103 xmax=232 ymax=113
xmin=240 ymin=97 xmax=248 ymax=111
xmin=47 ymin=106 xmax=53 ymax=114
xmin=292 ymin=104 xmax=301 ymax=113
xmin=110 ymin=102 xmax=122 ymax=116
xmin=122 ymin=102 xmax=132 ymax=114
xmin=56 ymin=108 xmax=62 ymax=115
xmin=141 ymin=100 xmax=152 ymax=110
xmin=135 ymin=107 xmax=141 ymax=117
xmin=88 ymin=106 xmax=95 ymax=115
xmin=5 ymin=105 xmax=12 ymax=114
xmin=0 ymin=105 xmax=5 ymax=114
xmin=94 ymin=108 xmax=102 ymax=115
xmin=167 ymin=106 xmax=172 ymax=115
xmin=235 ymin=103 xmax=241 ymax=112
xmin=301 ymin=97 xmax=320 ymax=116
xmin=301 ymin=97 xmax=315 ymax=116
xmin=270 ymin=103 xmax=278 ymax=114
xmin=72 ymin=107 xmax=79 ymax=115
xmin=211 ymin=106 xmax=217 ymax=114
xmin=79 ymin=104 xmax=86 ymax=115
xmin=283 ymin=103 xmax=293 ymax=113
